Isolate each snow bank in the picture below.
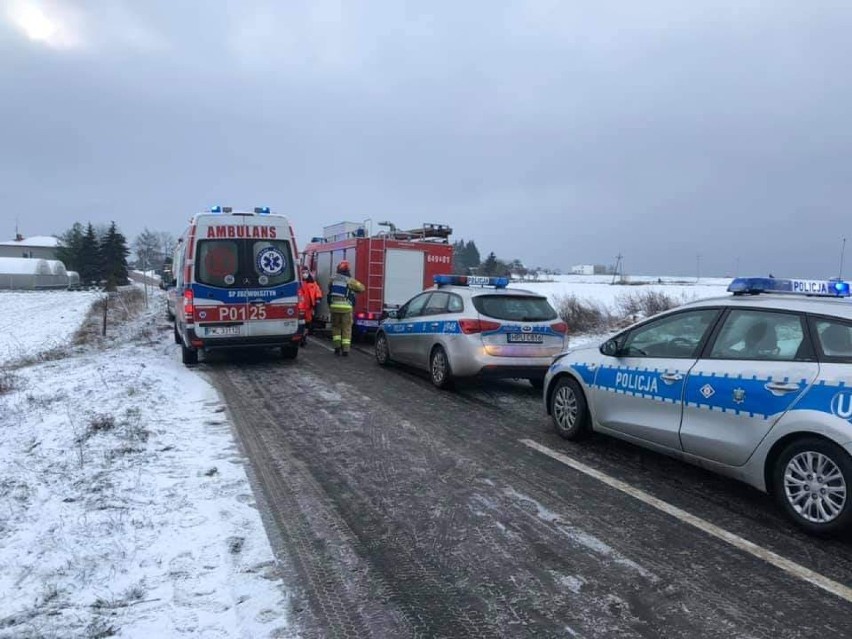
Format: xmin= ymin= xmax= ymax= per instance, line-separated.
xmin=0 ymin=291 xmax=292 ymax=638
xmin=509 ymin=274 xmax=731 ymax=311
xmin=0 ymin=290 xmax=100 ymax=365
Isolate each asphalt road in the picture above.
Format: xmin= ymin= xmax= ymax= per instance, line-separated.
xmin=203 ymin=339 xmax=852 ymax=639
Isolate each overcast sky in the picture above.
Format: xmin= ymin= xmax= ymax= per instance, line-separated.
xmin=2 ymin=1 xmax=851 ymax=277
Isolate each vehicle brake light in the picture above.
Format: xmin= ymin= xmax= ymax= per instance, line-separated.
xmin=458 ymin=319 xmax=501 ymax=334
xmin=184 ymin=289 xmax=195 ymax=323
xmin=551 ymin=322 xmax=568 ymax=334
xmin=357 ymin=312 xmax=366 ymax=319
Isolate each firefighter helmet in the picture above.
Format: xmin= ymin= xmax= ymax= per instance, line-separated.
xmin=337 ymin=260 xmax=350 ymax=273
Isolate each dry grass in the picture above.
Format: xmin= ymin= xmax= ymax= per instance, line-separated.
xmin=554 ymin=289 xmax=686 ymax=335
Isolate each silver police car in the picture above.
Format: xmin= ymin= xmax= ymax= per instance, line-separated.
xmin=544 ymin=277 xmax=852 ymax=535
xmin=376 ymin=275 xmax=568 ymax=389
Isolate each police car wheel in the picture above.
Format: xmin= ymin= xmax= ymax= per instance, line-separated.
xmin=550 ymin=377 xmax=589 ymax=440
xmin=375 ymin=333 xmax=391 ymax=366
xmin=429 ymin=346 xmax=453 ymax=389
xmin=181 ymin=344 xmax=198 ymax=366
xmin=773 ymin=437 xmax=852 ymax=535
xmin=281 ymin=344 xmax=299 ymax=360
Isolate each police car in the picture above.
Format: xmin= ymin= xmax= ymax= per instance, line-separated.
xmin=375 ymin=275 xmax=568 ymax=388
xmin=544 ymin=277 xmax=852 ymax=535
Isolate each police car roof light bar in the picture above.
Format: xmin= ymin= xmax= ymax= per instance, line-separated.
xmin=728 ymin=277 xmax=851 ymax=297
xmin=434 ymin=274 xmax=509 ymax=288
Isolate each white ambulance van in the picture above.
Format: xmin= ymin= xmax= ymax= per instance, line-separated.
xmin=172 ymin=206 xmax=302 ymax=365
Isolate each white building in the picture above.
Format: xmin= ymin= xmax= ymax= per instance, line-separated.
xmin=0 ymin=257 xmax=70 ymax=289
xmin=0 ymin=235 xmax=61 ymax=260
xmin=571 ymin=264 xmax=608 ymax=275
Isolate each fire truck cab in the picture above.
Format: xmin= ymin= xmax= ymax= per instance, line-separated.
xmin=302 ymin=221 xmax=453 ymax=339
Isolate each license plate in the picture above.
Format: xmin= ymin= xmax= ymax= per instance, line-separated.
xmin=196 ymin=304 xmax=297 ymax=323
xmin=507 ymin=333 xmax=543 ymax=343
xmin=206 ymin=325 xmax=241 ymax=337
xmin=358 ymin=319 xmax=379 ymax=327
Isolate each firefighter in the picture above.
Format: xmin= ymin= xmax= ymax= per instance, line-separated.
xmin=300 ymin=269 xmax=323 ymax=347
xmin=328 ymin=260 xmax=365 ymax=356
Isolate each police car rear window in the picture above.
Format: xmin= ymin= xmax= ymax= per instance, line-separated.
xmin=197 ymin=239 xmax=294 ymax=288
xmin=812 ymin=318 xmax=852 ymax=361
xmin=472 ymin=295 xmax=557 ymax=322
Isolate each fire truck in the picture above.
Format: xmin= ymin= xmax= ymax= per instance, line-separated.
xmin=302 ymin=221 xmax=453 ymax=339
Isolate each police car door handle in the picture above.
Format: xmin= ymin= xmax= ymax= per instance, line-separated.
xmin=661 ymin=373 xmax=682 ymax=384
xmin=764 ymin=381 xmax=801 ymax=395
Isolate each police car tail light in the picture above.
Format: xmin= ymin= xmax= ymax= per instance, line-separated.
xmin=728 ymin=277 xmax=851 ymax=297
xmin=184 ymin=289 xmax=195 ymax=322
xmin=551 ymin=321 xmax=568 ymax=334
xmin=458 ymin=318 xmax=501 ymax=334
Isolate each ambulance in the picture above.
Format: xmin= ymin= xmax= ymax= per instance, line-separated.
xmin=172 ymin=206 xmax=302 ymax=365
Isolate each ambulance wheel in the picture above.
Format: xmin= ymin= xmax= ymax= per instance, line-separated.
xmin=375 ymin=333 xmax=391 ymax=366
xmin=549 ymin=377 xmax=589 ymax=441
xmin=281 ymin=344 xmax=299 ymax=360
xmin=173 ymin=324 xmax=181 ymax=344
xmin=181 ymin=344 xmax=198 ymax=366
xmin=772 ymin=437 xmax=852 ymax=536
xmin=429 ymin=346 xmax=453 ymax=390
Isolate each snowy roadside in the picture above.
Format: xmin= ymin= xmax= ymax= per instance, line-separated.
xmin=0 ymin=290 xmax=100 ymax=366
xmin=0 ymin=287 xmax=294 ymax=638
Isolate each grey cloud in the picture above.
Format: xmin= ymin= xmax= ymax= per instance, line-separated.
xmin=2 ymin=1 xmax=852 ymax=277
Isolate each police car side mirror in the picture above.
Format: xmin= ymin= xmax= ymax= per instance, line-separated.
xmin=386 ymin=309 xmax=399 ymax=319
xmin=601 ymin=339 xmax=619 ymax=357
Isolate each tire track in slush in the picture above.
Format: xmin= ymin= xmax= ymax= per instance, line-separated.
xmin=216 ymin=363 xmax=503 ymax=638
xmin=209 ymin=347 xmax=852 ymax=638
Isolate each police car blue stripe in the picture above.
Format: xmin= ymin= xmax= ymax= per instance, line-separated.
xmin=569 ymin=362 xmax=852 ymax=423
xmin=385 ymin=320 xmax=461 ymax=335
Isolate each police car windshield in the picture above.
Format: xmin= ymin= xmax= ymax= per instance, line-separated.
xmin=197 ymin=239 xmax=294 ymax=288
xmin=472 ymin=295 xmax=557 ymax=322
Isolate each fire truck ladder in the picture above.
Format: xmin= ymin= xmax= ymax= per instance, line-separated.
xmin=366 ymin=234 xmax=387 ymax=315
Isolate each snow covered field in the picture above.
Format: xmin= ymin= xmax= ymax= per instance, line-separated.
xmin=0 ymin=288 xmax=293 ymax=638
xmin=509 ymin=274 xmax=732 ymax=311
xmin=0 ymin=290 xmax=100 ymax=365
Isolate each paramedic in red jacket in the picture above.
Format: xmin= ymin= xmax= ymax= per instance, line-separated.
xmin=300 ymin=269 xmax=323 ymax=346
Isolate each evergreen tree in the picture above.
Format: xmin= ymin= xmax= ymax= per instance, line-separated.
xmin=464 ymin=240 xmax=481 ymax=271
xmin=56 ymin=223 xmax=85 ymax=272
xmin=79 ymin=223 xmax=101 ymax=285
xmin=452 ymin=239 xmax=467 ymax=273
xmin=100 ymin=221 xmax=130 ymax=289
xmin=481 ymin=251 xmax=498 ymax=276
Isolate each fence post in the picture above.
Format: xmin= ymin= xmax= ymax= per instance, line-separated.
xmin=102 ymin=294 xmax=108 ymax=337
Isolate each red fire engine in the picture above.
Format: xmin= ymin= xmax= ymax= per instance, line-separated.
xmin=301 ymin=221 xmax=453 ymax=338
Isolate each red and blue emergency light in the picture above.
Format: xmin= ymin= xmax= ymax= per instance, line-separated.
xmin=434 ymin=274 xmax=509 ymax=288
xmin=728 ymin=277 xmax=851 ymax=297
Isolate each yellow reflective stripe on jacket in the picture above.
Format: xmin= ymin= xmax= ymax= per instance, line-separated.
xmin=330 ymin=301 xmax=353 ymax=311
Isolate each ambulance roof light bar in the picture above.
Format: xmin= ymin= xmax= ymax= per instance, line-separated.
xmin=728 ymin=277 xmax=851 ymax=297
xmin=209 ymin=205 xmax=233 ymax=214
xmin=434 ymin=274 xmax=509 ymax=289
xmin=254 ymin=206 xmax=271 ymax=215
